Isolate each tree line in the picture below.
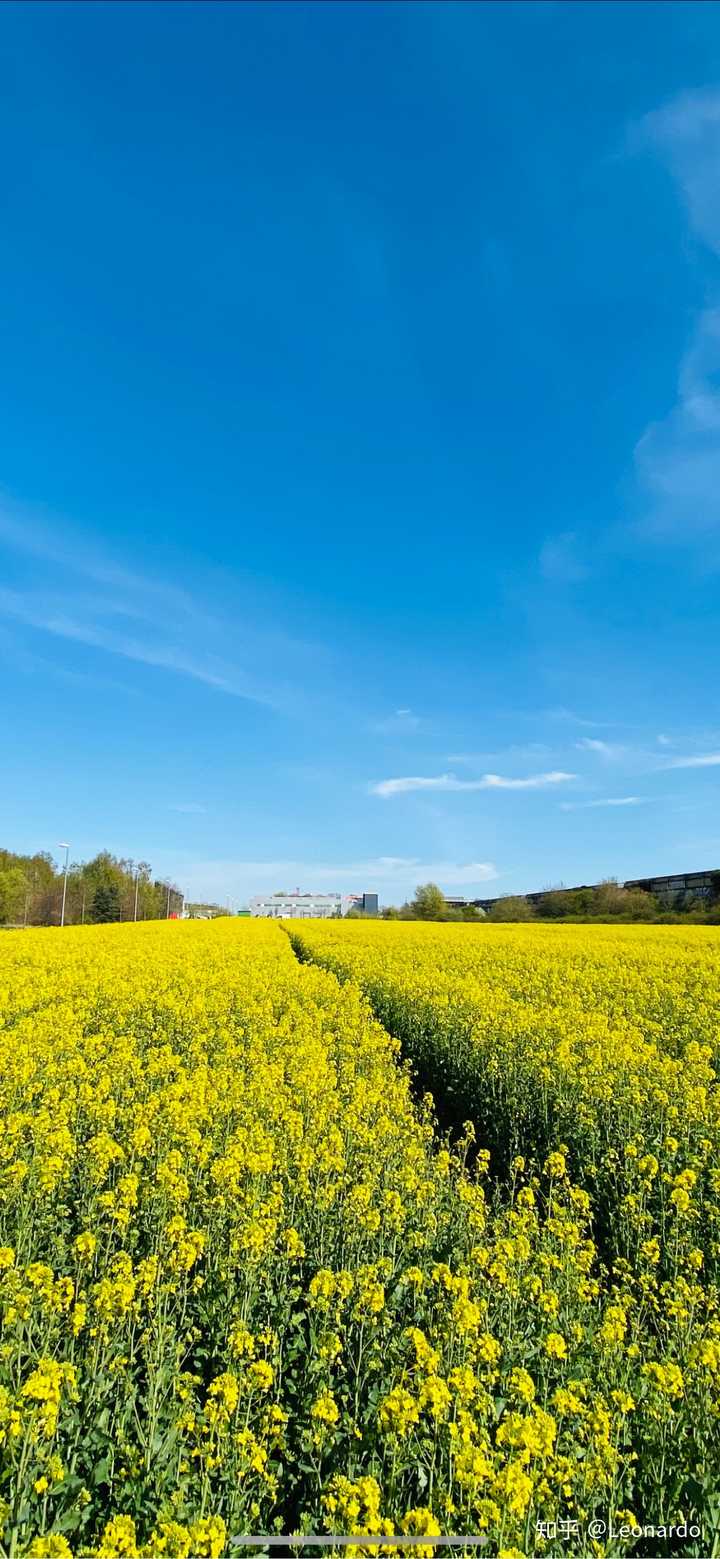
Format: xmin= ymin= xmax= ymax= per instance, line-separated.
xmin=0 ymin=847 xmax=183 ymax=927
xmin=360 ymin=878 xmax=720 ymax=923
xmin=486 ymin=877 xmax=720 ymax=922
xmin=348 ymin=883 xmax=484 ymax=921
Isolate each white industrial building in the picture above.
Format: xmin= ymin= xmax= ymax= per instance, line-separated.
xmin=249 ymin=890 xmax=376 ymax=919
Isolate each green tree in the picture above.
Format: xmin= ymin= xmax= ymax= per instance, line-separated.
xmin=0 ymin=867 xmax=28 ymax=924
xmin=412 ymin=883 xmax=448 ymax=920
xmin=0 ymin=844 xmax=182 ymax=926
xmin=536 ymin=887 xmax=582 ymax=918
xmin=487 ymin=895 xmax=534 ymax=922
xmin=90 ymin=881 xmax=121 ymax=923
xmin=593 ymin=879 xmax=656 ymax=919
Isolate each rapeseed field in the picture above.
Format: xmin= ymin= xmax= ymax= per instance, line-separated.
xmin=1 ymin=919 xmax=719 ymax=1555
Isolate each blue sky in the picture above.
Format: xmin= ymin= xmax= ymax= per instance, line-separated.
xmin=2 ymin=1 xmax=720 ymax=905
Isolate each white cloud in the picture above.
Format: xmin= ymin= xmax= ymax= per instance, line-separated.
xmin=657 ymin=733 xmax=673 ymax=746
xmin=576 ymin=737 xmax=611 ymax=754
xmin=475 ymin=770 xmax=575 ymax=790
xmin=560 ymin=796 xmax=646 ymax=811
xmin=636 ymin=92 xmax=720 ymax=547
xmin=643 ymin=88 xmax=720 ymax=251
xmin=539 ymin=532 xmax=589 ymax=583
xmin=575 ymin=737 xmax=625 ymax=759
xmin=154 ymin=854 xmax=499 ymax=902
xmin=370 ymin=770 xmax=576 ymax=798
xmin=634 ymin=309 xmax=720 ymax=543
xmin=663 ymin=751 xmax=720 ymax=769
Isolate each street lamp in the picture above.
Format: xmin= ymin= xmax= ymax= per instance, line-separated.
xmin=58 ymin=842 xmax=70 ymax=928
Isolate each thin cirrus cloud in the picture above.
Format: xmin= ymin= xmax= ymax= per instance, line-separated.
xmin=575 ymin=737 xmax=625 ymax=759
xmin=560 ymin=797 xmax=647 ymax=812
xmin=636 ymin=91 xmax=720 ymax=548
xmin=662 ymin=751 xmax=720 ymax=769
xmin=0 ymin=585 xmax=269 ymax=704
xmin=576 ymin=737 xmax=611 ymax=754
xmin=0 ymin=498 xmax=325 ymax=712
xmin=370 ymin=770 xmax=576 ymax=798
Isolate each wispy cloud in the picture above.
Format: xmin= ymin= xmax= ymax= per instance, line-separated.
xmin=370 ymin=770 xmax=576 ymax=798
xmin=663 ymin=751 xmax=720 ymax=770
xmin=0 ymin=500 xmax=204 ymax=618
xmin=575 ymin=737 xmax=625 ymax=759
xmin=637 ymin=91 xmax=720 ymax=549
xmin=0 ymin=585 xmax=270 ymax=703
xmin=643 ymin=88 xmax=720 ymax=250
xmin=0 ymin=630 xmax=141 ymax=698
xmin=0 ymin=497 xmax=324 ymax=710
xmin=560 ymin=796 xmax=647 ymax=811
xmin=169 ymin=803 xmax=207 ymax=815
xmin=634 ymin=309 xmax=720 ymax=545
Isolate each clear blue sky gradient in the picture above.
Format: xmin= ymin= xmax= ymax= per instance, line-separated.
xmin=1 ymin=1 xmax=719 ymax=903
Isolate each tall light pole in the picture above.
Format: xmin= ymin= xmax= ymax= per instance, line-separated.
xmin=58 ymin=842 xmax=70 ymax=928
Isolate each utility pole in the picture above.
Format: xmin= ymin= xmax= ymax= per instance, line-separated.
xmin=58 ymin=842 xmax=70 ymax=928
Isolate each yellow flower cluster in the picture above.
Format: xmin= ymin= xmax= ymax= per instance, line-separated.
xmin=289 ymin=918 xmax=720 ymax=1544
xmin=289 ymin=921 xmax=720 ymax=1265
xmin=1 ymin=917 xmax=719 ymax=1554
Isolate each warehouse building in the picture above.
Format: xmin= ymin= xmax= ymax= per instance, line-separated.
xmin=623 ymin=869 xmax=719 ymax=903
xmin=456 ymin=867 xmax=719 ymax=914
